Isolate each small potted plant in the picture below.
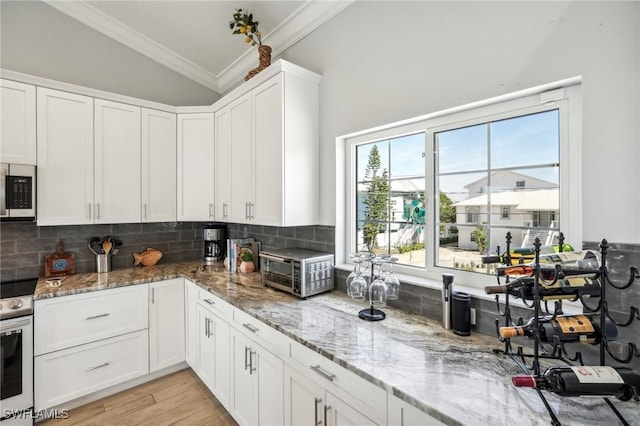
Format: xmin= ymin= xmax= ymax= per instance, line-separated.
xmin=229 ymin=8 xmax=272 ymax=80
xmin=239 ymin=248 xmax=255 ymax=273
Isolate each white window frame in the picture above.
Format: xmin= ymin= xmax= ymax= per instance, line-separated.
xmin=336 ymin=78 xmax=582 ymax=289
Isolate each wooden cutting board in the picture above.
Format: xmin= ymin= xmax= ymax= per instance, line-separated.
xmin=45 ymin=241 xmax=76 ymax=278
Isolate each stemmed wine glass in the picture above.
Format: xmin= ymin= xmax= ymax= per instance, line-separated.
xmin=369 ymin=258 xmax=388 ymax=308
xmin=347 ymin=255 xmax=368 ymax=301
xmin=384 ymin=257 xmax=400 ymax=300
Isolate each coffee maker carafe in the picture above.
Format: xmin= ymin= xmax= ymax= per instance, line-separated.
xmin=204 ymin=224 xmax=226 ymax=264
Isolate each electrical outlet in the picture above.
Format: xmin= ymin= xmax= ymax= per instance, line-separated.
xmin=470 ymin=308 xmax=477 ymax=325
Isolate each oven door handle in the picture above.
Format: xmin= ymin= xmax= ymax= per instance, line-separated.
xmin=260 ymin=253 xmax=293 ymax=265
xmin=0 ymin=318 xmax=30 ymax=332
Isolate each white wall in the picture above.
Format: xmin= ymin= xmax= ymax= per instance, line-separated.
xmin=281 ymin=1 xmax=640 ymax=244
xmin=0 ymin=1 xmax=220 ymax=106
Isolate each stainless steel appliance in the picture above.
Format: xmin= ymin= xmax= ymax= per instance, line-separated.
xmin=203 ymin=224 xmax=226 ymax=264
xmin=1 ymin=278 xmax=37 ymax=425
xmin=0 ymin=164 xmax=36 ymax=222
xmin=260 ymin=248 xmax=334 ymax=298
xmin=441 ymin=274 xmax=454 ymax=330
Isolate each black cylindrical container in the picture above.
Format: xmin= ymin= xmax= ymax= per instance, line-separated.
xmin=452 ymin=291 xmax=471 ymax=336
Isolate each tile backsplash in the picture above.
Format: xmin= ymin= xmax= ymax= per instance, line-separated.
xmin=0 ymin=221 xmax=335 ymax=281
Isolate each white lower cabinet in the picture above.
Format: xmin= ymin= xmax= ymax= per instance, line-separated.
xmin=149 ymin=278 xmax=185 ymax=372
xmin=35 ymin=329 xmax=149 ymax=410
xmin=230 ymin=327 xmax=284 ymax=426
xmin=284 ymin=365 xmax=379 ymax=426
xmin=387 ymin=395 xmax=446 ymax=426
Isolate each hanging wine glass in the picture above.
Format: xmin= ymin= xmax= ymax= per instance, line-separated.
xmin=349 ymin=257 xmax=368 ymax=302
xmin=369 ymin=260 xmax=388 ymax=308
xmin=384 ymin=257 xmax=400 ymax=300
xmin=345 ymin=253 xmax=358 ymax=297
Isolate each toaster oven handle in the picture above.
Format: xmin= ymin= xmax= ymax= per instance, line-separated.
xmin=260 ymin=253 xmax=293 ymax=264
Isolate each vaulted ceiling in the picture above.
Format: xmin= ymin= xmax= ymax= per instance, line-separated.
xmin=44 ymin=0 xmax=352 ymax=94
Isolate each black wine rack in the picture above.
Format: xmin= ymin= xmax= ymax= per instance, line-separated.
xmin=490 ymin=233 xmax=640 ymax=425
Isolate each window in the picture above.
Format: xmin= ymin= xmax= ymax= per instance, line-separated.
xmin=501 ymin=206 xmax=510 ymax=219
xmin=340 ymin=81 xmax=582 ymax=286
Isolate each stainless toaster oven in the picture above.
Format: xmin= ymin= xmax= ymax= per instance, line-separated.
xmin=260 ymin=248 xmax=334 ymax=298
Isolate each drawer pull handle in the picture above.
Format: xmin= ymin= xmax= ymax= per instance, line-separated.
xmin=86 ymin=313 xmax=110 ymax=320
xmin=243 ymin=323 xmax=259 ymax=333
xmin=244 ymin=346 xmax=251 ymax=371
xmin=314 ymin=398 xmax=323 ymax=426
xmin=310 ymin=365 xmax=336 ymax=382
xmin=204 ymin=298 xmax=215 ymax=305
xmin=86 ymin=362 xmax=110 ymax=371
xmin=324 ymin=404 xmax=331 ymax=426
xmin=249 ymin=350 xmax=256 ymax=374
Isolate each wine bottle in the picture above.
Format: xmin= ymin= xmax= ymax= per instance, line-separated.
xmin=512 ymin=366 xmax=640 ymax=401
xmin=496 ymin=250 xmax=601 ymax=280
xmin=499 ymin=314 xmax=618 ymax=344
xmin=482 ymin=243 xmax=574 ymax=265
xmin=484 ymin=276 xmax=601 ymax=300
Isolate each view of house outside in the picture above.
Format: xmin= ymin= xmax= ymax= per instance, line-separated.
xmin=355 ymin=109 xmax=561 ymax=275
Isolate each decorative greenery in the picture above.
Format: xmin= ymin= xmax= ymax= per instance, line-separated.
xmin=240 ymin=248 xmax=253 ymax=262
xmin=471 ymin=224 xmax=488 ymax=254
xmin=397 ymin=242 xmax=425 ymax=254
xmin=362 ymin=145 xmax=391 ymax=252
xmin=229 ymin=8 xmax=262 ymax=46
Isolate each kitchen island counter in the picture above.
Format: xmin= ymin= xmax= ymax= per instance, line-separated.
xmin=34 ymin=261 xmax=640 ymax=425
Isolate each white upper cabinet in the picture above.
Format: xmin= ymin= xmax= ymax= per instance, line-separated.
xmin=142 ymin=108 xmax=177 ymax=222
xmin=1 ymin=79 xmax=36 ymax=165
xmin=94 ymin=99 xmax=142 ymax=223
xmin=215 ymin=93 xmax=252 ymax=223
xmin=177 ymin=113 xmax=215 ymax=221
xmin=213 ymin=62 xmax=320 ymax=226
xmin=37 ymin=88 xmax=94 ymax=226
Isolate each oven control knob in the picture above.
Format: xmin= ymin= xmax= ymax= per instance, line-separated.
xmin=9 ymin=299 xmax=23 ymax=309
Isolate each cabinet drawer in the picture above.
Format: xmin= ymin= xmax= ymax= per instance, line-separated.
xmin=35 ymin=329 xmax=149 ymax=410
xmin=35 ymin=285 xmax=148 ymax=355
xmin=232 ymin=307 xmax=289 ymax=358
xmin=197 ymin=287 xmax=230 ymax=318
xmin=290 ymin=340 xmax=387 ymax=423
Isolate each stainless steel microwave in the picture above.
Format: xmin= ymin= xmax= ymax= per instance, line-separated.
xmin=1 ymin=163 xmax=36 ymax=221
xmin=260 ymin=248 xmax=334 ymax=299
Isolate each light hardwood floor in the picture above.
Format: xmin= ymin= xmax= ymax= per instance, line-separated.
xmin=39 ymin=369 xmax=237 ymax=426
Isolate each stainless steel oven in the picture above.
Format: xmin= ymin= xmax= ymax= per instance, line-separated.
xmin=1 ymin=278 xmax=36 ymax=426
xmin=0 ymin=164 xmax=36 ymax=222
xmin=260 ymin=248 xmax=334 ymax=298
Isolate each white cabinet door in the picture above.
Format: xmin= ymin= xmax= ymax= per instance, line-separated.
xmin=1 ymin=79 xmax=36 ymax=164
xmin=142 ymin=108 xmax=177 ymax=222
xmin=284 ymin=365 xmax=324 ymax=426
xmin=94 ymin=99 xmax=141 ymax=223
xmin=326 ymin=391 xmax=379 ymax=426
xmin=255 ymin=343 xmax=284 ymax=426
xmin=214 ymin=106 xmax=232 ymax=221
xmin=149 ymin=279 xmax=185 ymax=372
xmin=36 ymin=88 xmax=94 ymax=225
xmin=252 ymin=74 xmax=283 ymax=226
xmin=231 ymin=329 xmax=254 ymax=426
xmin=177 ymin=113 xmax=215 ymax=221
xmin=227 ymin=93 xmax=253 ymax=223
xmin=387 ymin=394 xmax=445 ymax=426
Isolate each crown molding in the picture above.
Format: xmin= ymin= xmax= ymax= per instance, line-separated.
xmin=43 ymin=0 xmax=354 ymax=95
xmin=216 ymin=0 xmax=354 ymax=93
xmin=44 ymin=0 xmax=222 ymax=92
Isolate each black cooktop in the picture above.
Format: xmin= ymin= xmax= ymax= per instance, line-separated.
xmin=0 ymin=278 xmax=38 ymax=299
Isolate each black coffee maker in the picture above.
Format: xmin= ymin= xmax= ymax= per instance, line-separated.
xmin=203 ymin=224 xmax=226 ymax=264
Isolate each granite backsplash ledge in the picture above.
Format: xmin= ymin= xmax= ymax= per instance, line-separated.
xmin=0 ymin=222 xmax=335 ymax=281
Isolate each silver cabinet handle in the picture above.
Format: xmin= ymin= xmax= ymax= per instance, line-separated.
xmin=86 ymin=313 xmax=109 ymax=320
xmin=245 ymin=202 xmax=249 ymax=219
xmin=209 ymin=203 xmax=214 ymax=218
xmin=243 ymin=323 xmax=259 ymax=333
xmin=250 ymin=202 xmax=255 ymax=219
xmin=208 ymin=318 xmax=213 ymax=338
xmin=204 ymin=316 xmax=209 ymax=337
xmin=244 ymin=346 xmax=251 ymax=371
xmin=86 ymin=362 xmax=110 ymax=372
xmin=204 ymin=298 xmax=215 ymax=305
xmin=151 ymin=288 xmax=155 ymax=304
xmin=96 ymin=202 xmax=101 ymax=220
xmin=223 ymin=203 xmax=228 ymax=218
xmin=310 ymin=365 xmax=336 ymax=382
xmin=314 ymin=398 xmax=323 ymax=426
xmin=88 ymin=203 xmax=92 ymax=220
xmin=143 ymin=203 xmax=148 ymax=220
xmin=324 ymin=404 xmax=331 ymax=426
xmin=249 ymin=349 xmax=256 ymax=375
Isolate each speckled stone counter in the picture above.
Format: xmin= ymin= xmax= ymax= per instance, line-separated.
xmin=35 ymin=262 xmax=640 ymax=426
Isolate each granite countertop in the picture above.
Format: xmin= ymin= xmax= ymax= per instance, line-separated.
xmin=35 ymin=261 xmax=640 ymax=426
